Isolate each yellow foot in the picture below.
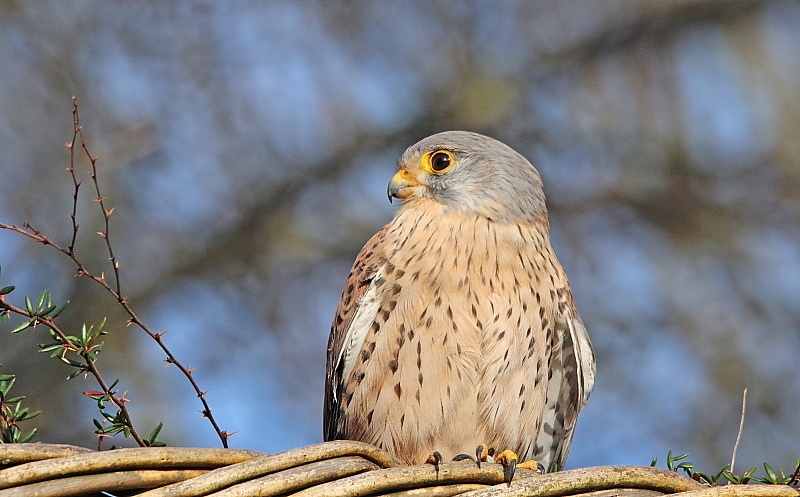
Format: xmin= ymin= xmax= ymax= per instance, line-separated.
xmin=518 ymin=459 xmax=545 ymax=472
xmin=494 ymin=450 xmax=541 ymax=485
xmin=494 ymin=449 xmax=518 ymax=486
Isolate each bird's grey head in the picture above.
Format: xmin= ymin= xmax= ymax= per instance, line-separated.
xmin=387 ymin=131 xmax=547 ymax=224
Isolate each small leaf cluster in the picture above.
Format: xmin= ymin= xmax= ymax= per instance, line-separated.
xmin=8 ymin=289 xmax=69 ymax=333
xmin=753 ymin=461 xmax=800 ymax=485
xmin=39 ymin=316 xmax=106 ymax=381
xmin=652 ymin=450 xmax=800 ymax=486
xmin=83 ymin=384 xmax=165 ymax=446
xmin=0 ymin=372 xmax=40 ymax=443
xmin=84 ymin=381 xmax=130 ymax=439
xmin=1 ymin=266 xmax=158 ymax=446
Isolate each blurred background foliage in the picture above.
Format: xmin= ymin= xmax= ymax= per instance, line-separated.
xmin=0 ymin=0 xmax=798 ymax=472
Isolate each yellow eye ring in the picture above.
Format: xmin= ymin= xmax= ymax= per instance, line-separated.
xmin=422 ymin=150 xmax=455 ymax=174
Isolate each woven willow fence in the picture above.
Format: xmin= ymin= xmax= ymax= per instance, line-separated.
xmin=0 ymin=441 xmax=797 ymax=497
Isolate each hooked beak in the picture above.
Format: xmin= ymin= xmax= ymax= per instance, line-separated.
xmin=387 ymin=169 xmax=421 ymax=202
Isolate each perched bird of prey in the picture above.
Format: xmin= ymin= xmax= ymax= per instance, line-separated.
xmin=324 ymin=131 xmax=595 ymax=473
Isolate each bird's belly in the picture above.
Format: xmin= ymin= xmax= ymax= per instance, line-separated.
xmin=350 ymin=296 xmax=544 ymax=465
xmin=345 ymin=216 xmax=558 ymax=465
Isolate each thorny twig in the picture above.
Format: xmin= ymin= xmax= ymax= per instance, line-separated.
xmin=0 ymin=97 xmax=230 ymax=447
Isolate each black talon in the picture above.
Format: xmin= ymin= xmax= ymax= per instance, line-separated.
xmin=475 ymin=444 xmax=484 ymax=469
xmin=453 ymin=453 xmax=476 ymax=463
xmin=503 ymin=457 xmax=517 ymax=486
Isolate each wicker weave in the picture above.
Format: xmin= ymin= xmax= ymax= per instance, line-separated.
xmin=0 ymin=441 xmax=797 ymax=497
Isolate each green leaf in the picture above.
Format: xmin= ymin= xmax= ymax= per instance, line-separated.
xmin=11 ymin=319 xmax=35 ymax=334
xmin=58 ymin=356 xmax=84 ymax=368
xmin=96 ymin=424 xmax=123 ymax=435
xmin=0 ymin=285 xmax=15 ymax=296
xmin=37 ymin=343 xmax=64 ymax=353
xmin=144 ymin=421 xmax=164 ymax=447
xmin=0 ymin=375 xmax=15 ymax=396
xmin=38 ymin=305 xmax=56 ymax=316
xmin=17 ymin=428 xmax=37 ymax=443
xmin=764 ymin=462 xmax=777 ymax=483
xmin=35 ymin=291 xmax=48 ymax=312
xmin=665 ymin=451 xmax=690 ymax=471
xmin=722 ymin=471 xmax=739 ymax=484
xmin=66 ymin=369 xmax=85 ymax=380
xmin=17 ymin=409 xmax=41 ymax=421
xmin=49 ymin=301 xmax=69 ymax=319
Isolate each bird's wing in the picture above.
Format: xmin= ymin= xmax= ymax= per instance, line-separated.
xmin=546 ymin=308 xmax=595 ymax=469
xmin=567 ymin=312 xmax=595 ymax=410
xmin=324 ymin=224 xmax=388 ymax=441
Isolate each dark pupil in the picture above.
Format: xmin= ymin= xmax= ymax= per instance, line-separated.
xmin=431 ymin=152 xmax=450 ymax=172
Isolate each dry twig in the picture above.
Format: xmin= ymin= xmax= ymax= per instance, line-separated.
xmin=0 ymin=97 xmax=230 ymax=447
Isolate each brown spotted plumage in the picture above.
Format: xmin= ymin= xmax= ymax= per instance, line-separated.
xmin=324 ymin=131 xmax=595 ymax=471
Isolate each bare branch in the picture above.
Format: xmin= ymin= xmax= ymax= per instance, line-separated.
xmin=0 ymin=98 xmax=230 ymax=448
xmin=729 ymin=388 xmax=747 ymax=475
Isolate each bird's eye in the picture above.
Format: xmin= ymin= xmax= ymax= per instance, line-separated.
xmin=425 ymin=150 xmax=454 ymax=174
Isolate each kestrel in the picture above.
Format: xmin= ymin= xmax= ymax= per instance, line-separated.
xmin=324 ymin=131 xmax=595 ymax=473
